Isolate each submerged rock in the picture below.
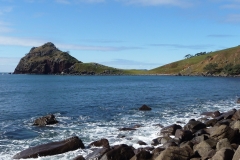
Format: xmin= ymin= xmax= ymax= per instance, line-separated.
xmin=13 ymin=136 xmax=85 ymax=159
xmin=139 ymin=104 xmax=152 ymax=111
xmin=33 ymin=114 xmax=58 ymax=126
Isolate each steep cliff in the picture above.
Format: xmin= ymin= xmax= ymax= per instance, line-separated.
xmin=14 ymin=42 xmax=80 ymax=74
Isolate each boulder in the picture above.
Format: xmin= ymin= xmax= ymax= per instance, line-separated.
xmin=216 ymin=138 xmax=232 ymax=151
xmin=139 ymin=104 xmax=152 ymax=111
xmin=89 ymin=139 xmax=110 ymax=148
xmin=237 ymin=98 xmax=240 ymax=104
xmin=175 ymin=129 xmax=193 ymax=143
xmin=160 ymin=124 xmax=182 ymax=136
xmin=73 ymin=155 xmax=86 ymax=160
xmin=100 ymin=144 xmax=135 ymax=160
xmin=137 ymin=140 xmax=147 ymax=145
xmin=151 ymin=147 xmax=165 ymax=159
xmin=119 ymin=127 xmax=136 ymax=131
xmin=201 ymin=111 xmax=221 ymax=118
xmin=33 ymin=114 xmax=58 ymax=126
xmin=231 ymin=120 xmax=240 ymax=130
xmin=222 ymin=109 xmax=236 ymax=119
xmin=130 ymin=150 xmax=152 ymax=160
xmin=205 ymin=119 xmax=218 ymax=127
xmin=209 ymin=125 xmax=237 ymax=143
xmin=85 ymin=147 xmax=110 ymax=160
xmin=232 ymin=109 xmax=240 ymax=120
xmin=194 ymin=140 xmax=214 ymax=159
xmin=191 ymin=135 xmax=209 ymax=145
xmin=233 ymin=146 xmax=240 ymax=160
xmin=184 ymin=120 xmax=206 ymax=133
xmin=211 ymin=148 xmax=234 ymax=160
xmin=13 ymin=136 xmax=85 ymax=159
xmin=155 ymin=146 xmax=190 ymax=160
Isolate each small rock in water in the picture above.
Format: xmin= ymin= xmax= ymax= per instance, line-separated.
xmin=237 ymin=98 xmax=240 ymax=104
xmin=33 ymin=114 xmax=58 ymax=126
xmin=139 ymin=104 xmax=152 ymax=111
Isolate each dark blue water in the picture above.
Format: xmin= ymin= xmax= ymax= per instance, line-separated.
xmin=0 ymin=75 xmax=239 ymax=159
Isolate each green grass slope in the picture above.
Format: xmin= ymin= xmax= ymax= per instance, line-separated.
xmin=72 ymin=63 xmax=149 ymax=75
xmin=149 ymin=45 xmax=240 ymax=75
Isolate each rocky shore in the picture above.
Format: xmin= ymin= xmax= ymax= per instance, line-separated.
xmin=13 ymin=102 xmax=240 ymax=160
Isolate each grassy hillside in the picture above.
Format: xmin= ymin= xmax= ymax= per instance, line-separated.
xmin=149 ymin=45 xmax=240 ymax=75
xmin=71 ymin=63 xmax=148 ymax=75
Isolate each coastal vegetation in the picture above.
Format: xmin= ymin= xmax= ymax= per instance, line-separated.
xmin=150 ymin=45 xmax=240 ymax=76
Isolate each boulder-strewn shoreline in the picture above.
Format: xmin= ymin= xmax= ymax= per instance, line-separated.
xmin=13 ymin=103 xmax=240 ymax=160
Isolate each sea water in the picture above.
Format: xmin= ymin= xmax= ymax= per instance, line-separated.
xmin=0 ymin=75 xmax=240 ymax=159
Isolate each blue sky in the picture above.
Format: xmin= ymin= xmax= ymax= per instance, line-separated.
xmin=1 ymin=0 xmax=240 ymax=72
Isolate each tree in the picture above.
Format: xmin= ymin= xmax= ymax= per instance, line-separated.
xmin=184 ymin=54 xmax=193 ymax=59
xmin=203 ymin=63 xmax=218 ymax=74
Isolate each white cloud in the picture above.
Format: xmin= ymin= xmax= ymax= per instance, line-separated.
xmin=0 ymin=21 xmax=13 ymax=33
xmin=0 ymin=6 xmax=13 ymax=15
xmin=0 ymin=36 xmax=142 ymax=51
xmin=116 ymin=0 xmax=193 ymax=7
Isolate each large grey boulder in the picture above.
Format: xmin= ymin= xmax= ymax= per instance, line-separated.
xmin=155 ymin=146 xmax=190 ymax=160
xmin=13 ymin=136 xmax=85 ymax=159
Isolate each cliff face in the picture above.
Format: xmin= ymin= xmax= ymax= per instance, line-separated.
xmin=14 ymin=42 xmax=80 ymax=74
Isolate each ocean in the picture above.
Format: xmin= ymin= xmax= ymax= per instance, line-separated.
xmin=0 ymin=74 xmax=240 ymax=159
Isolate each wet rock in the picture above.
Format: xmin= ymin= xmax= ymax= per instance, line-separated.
xmin=73 ymin=155 xmax=86 ymax=160
xmin=205 ymin=119 xmax=218 ymax=127
xmin=119 ymin=127 xmax=136 ymax=131
xmin=211 ymin=148 xmax=234 ymax=160
xmin=13 ymin=136 xmax=85 ymax=159
xmin=85 ymin=147 xmax=110 ymax=160
xmin=191 ymin=135 xmax=209 ymax=145
xmin=162 ymin=141 xmax=178 ymax=148
xmin=214 ymin=119 xmax=232 ymax=127
xmin=184 ymin=120 xmax=206 ymax=133
xmin=33 ymin=114 xmax=58 ymax=126
xmin=89 ymin=139 xmax=110 ymax=148
xmin=151 ymin=137 xmax=162 ymax=146
xmin=237 ymin=98 xmax=240 ymax=104
xmin=201 ymin=111 xmax=221 ymax=118
xmin=155 ymin=146 xmax=190 ymax=160
xmin=160 ymin=124 xmax=182 ymax=136
xmin=175 ymin=129 xmax=193 ymax=143
xmin=130 ymin=150 xmax=152 ymax=160
xmin=100 ymin=144 xmax=134 ymax=160
xmin=137 ymin=140 xmax=147 ymax=145
xmin=134 ymin=147 xmax=154 ymax=155
xmin=139 ymin=104 xmax=152 ymax=111
xmin=232 ymin=109 xmax=240 ymax=121
xmin=222 ymin=109 xmax=236 ymax=119
xmin=193 ymin=129 xmax=208 ymax=137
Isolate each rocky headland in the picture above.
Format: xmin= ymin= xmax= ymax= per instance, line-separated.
xmin=12 ymin=103 xmax=240 ymax=160
xmin=14 ymin=42 xmax=80 ymax=74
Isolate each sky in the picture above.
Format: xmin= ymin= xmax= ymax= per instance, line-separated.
xmin=1 ymin=0 xmax=240 ymax=72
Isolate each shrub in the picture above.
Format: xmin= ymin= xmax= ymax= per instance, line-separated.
xmin=203 ymin=63 xmax=219 ymax=74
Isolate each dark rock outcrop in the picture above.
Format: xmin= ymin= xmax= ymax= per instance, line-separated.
xmin=33 ymin=114 xmax=58 ymax=126
xmin=89 ymin=139 xmax=110 ymax=148
xmin=139 ymin=104 xmax=152 ymax=111
xmin=13 ymin=136 xmax=85 ymax=159
xmin=13 ymin=42 xmax=80 ymax=74
xmin=100 ymin=144 xmax=135 ymax=160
